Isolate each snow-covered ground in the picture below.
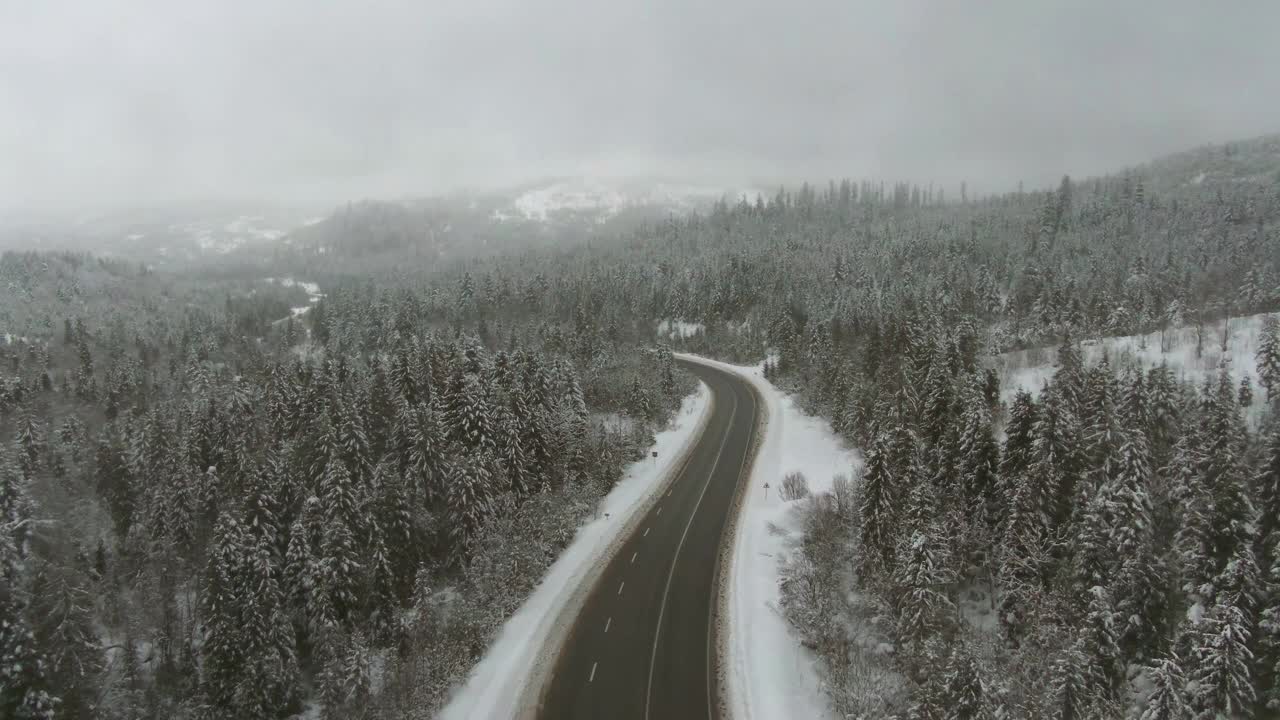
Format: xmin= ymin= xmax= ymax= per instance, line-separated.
xmin=264 ymin=277 xmax=324 ymax=320
xmin=678 ymin=354 xmax=852 ymax=720
xmin=438 ymin=383 xmax=713 ymax=720
xmin=165 ymin=215 xmax=292 ymax=254
xmin=508 ymin=179 xmax=762 ymax=221
xmin=266 ymin=277 xmax=323 ymax=298
xmin=992 ymin=312 xmax=1273 ymax=423
xmin=657 ymin=319 xmax=705 ymax=340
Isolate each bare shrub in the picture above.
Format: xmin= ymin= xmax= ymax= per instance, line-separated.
xmin=831 ymin=473 xmax=855 ymax=519
xmin=780 ymin=471 xmax=810 ymax=501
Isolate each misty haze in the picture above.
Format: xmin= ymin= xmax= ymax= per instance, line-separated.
xmin=2 ymin=2 xmax=1280 ymax=719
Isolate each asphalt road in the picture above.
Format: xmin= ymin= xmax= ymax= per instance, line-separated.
xmin=538 ymin=359 xmax=759 ymax=720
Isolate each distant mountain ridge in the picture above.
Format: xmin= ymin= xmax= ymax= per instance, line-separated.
xmin=4 ymin=133 xmax=1278 ymax=265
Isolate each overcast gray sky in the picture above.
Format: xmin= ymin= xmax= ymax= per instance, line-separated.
xmin=3 ymin=0 xmax=1279 ymax=214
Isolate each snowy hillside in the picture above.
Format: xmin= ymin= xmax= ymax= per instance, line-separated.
xmin=991 ymin=312 xmax=1274 ymax=422
xmin=157 ymin=215 xmax=295 ymax=256
xmin=506 ymin=179 xmax=760 ymax=222
xmin=1132 ymin=132 xmax=1280 ymax=194
xmin=0 ymin=206 xmax=316 ymax=264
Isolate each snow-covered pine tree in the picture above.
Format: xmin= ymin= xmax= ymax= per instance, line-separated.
xmin=1256 ymin=314 xmax=1280 ymax=400
xmin=1119 ymin=367 xmax=1151 ymax=438
xmin=1031 ymin=383 xmax=1083 ymax=529
xmin=365 ymin=359 xmax=395 ymax=458
xmin=1169 ymin=423 xmax=1215 ymax=593
xmin=997 ymin=465 xmax=1052 ymax=642
xmin=956 ymin=381 xmax=1001 ymax=532
xmin=1213 ymin=542 xmax=1262 ymax=615
xmin=146 ymin=459 xmax=196 ymax=558
xmin=1081 ymin=585 xmax=1124 ymax=701
xmin=659 ymin=346 xmax=678 ymax=398
xmin=1104 ymin=428 xmax=1155 ymax=572
xmin=1238 ymin=376 xmax=1253 ymax=408
xmin=27 ymin=561 xmax=102 ymax=716
xmin=1146 ymin=361 xmax=1181 ymax=460
xmin=858 ymin=430 xmax=903 ymax=579
xmin=1203 ymin=371 xmax=1255 ymax=576
xmin=998 ymin=389 xmax=1038 ymax=499
xmin=318 ymin=448 xmax=362 ymax=624
xmin=360 ymin=478 xmax=399 ymax=639
xmin=318 ymin=629 xmax=371 ymax=720
xmin=1042 ymin=639 xmax=1091 ymax=720
xmin=1260 ymin=535 xmax=1280 ymax=712
xmin=242 ymin=461 xmax=283 ymax=563
xmin=1188 ymin=601 xmax=1256 ymax=718
xmin=1258 ymin=424 xmax=1280 ymax=545
xmin=939 ymin=641 xmax=985 ymax=720
xmin=1115 ymin=536 xmax=1171 ymax=664
xmin=1139 ymin=654 xmax=1191 ymax=720
xmin=893 ymin=528 xmax=955 ymax=655
xmin=14 ymin=406 xmax=44 ymax=481
xmin=627 ymin=376 xmax=653 ymax=422
xmin=390 ymin=342 xmax=420 ymax=406
xmin=1080 ymin=357 xmax=1120 ymax=488
xmin=237 ymin=513 xmax=300 ymax=716
xmin=921 ymin=356 xmax=953 ymax=445
xmin=445 ymin=368 xmax=497 ymax=454
xmin=1072 ymin=489 xmax=1113 ymax=598
xmin=333 ymin=390 xmax=372 ymax=483
xmin=444 ymin=452 xmax=495 ymax=557
xmin=407 ymin=398 xmax=446 ymax=504
xmin=374 ymin=461 xmax=417 ymax=602
xmin=0 ymin=445 xmax=56 ymax=719
xmin=202 ymin=514 xmax=249 ymax=712
xmin=289 ymin=494 xmax=337 ymax=637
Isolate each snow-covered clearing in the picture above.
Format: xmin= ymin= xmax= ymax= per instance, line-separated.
xmin=265 ymin=276 xmax=323 ymax=299
xmin=678 ymin=354 xmax=851 ymax=720
xmin=992 ymin=312 xmax=1273 ymax=423
xmin=264 ymin=278 xmax=324 ymax=323
xmin=657 ymin=318 xmax=705 ymax=340
xmin=438 ymin=383 xmax=713 ymax=720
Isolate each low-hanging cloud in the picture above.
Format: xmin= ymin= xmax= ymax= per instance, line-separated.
xmin=3 ymin=0 xmax=1279 ymax=214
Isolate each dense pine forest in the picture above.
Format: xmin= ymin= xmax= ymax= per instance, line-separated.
xmin=0 ymin=253 xmax=691 ymax=718
xmin=4 ymin=134 xmax=1280 ymax=718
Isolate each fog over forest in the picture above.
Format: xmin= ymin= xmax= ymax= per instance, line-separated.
xmin=6 ymin=3 xmax=1280 ymax=720
xmin=4 ymin=0 xmax=1280 ymax=214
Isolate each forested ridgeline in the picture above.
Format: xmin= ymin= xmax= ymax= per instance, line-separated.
xmin=1 ymin=252 xmax=691 ymax=719
xmin=268 ymin=139 xmax=1280 ymax=369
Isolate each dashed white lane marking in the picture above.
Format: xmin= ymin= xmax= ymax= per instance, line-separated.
xmin=590 ymin=662 xmax=598 ymax=682
xmin=605 ymin=617 xmax=612 ymax=633
xmin=618 ymin=581 xmax=625 ymax=595
xmin=656 ymin=506 xmax=663 ymax=516
xmin=645 ymin=374 xmax=742 ymax=720
xmin=631 ymin=551 xmax=638 ymax=564
xmin=643 ymin=527 xmax=650 ymax=537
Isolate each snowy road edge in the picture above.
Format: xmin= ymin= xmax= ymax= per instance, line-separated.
xmin=673 ymin=354 xmax=770 ymax=720
xmin=511 ymin=379 xmax=716 ymax=717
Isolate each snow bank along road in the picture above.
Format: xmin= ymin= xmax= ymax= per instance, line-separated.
xmin=538 ymin=359 xmax=760 ymax=719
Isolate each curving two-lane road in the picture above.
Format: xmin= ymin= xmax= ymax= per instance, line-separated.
xmin=538 ymin=359 xmax=759 ymax=720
